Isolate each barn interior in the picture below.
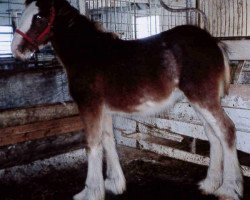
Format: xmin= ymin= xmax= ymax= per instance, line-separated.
xmin=0 ymin=0 xmax=250 ymax=199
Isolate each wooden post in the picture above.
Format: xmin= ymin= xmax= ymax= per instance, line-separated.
xmin=232 ymin=60 xmax=246 ymax=84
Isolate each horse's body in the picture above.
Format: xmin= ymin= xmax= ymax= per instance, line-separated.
xmin=11 ymin=0 xmax=243 ymax=200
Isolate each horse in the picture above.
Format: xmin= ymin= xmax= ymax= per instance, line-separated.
xmin=11 ymin=0 xmax=243 ymax=199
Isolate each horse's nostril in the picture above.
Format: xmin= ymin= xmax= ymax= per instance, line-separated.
xmin=13 ymin=49 xmax=26 ymax=61
xmin=17 ymin=44 xmax=25 ymax=52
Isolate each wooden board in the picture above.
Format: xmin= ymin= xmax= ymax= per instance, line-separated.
xmin=199 ymin=0 xmax=249 ymax=37
xmin=224 ymin=40 xmax=250 ymax=60
xmin=0 ymin=102 xmax=78 ymax=128
xmin=0 ymin=116 xmax=84 ymax=147
xmin=115 ymin=130 xmax=250 ymax=177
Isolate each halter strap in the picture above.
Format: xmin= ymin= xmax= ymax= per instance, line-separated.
xmin=37 ymin=7 xmax=55 ymax=42
xmin=16 ymin=7 xmax=55 ymax=47
xmin=16 ymin=29 xmax=37 ymax=46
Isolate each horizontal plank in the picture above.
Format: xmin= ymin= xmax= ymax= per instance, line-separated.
xmin=0 ymin=102 xmax=78 ymax=128
xmin=221 ymin=84 xmax=250 ymax=109
xmin=0 ymin=116 xmax=84 ymax=147
xmin=133 ymin=117 xmax=250 ymax=154
xmin=155 ymin=102 xmax=250 ymax=133
xmin=115 ymin=130 xmax=250 ymax=177
xmin=224 ymin=40 xmax=250 ymax=60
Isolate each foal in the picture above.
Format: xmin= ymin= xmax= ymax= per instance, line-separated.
xmin=11 ymin=0 xmax=243 ymax=199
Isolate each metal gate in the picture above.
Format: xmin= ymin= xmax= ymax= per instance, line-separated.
xmin=85 ymin=0 xmax=250 ymax=39
xmin=85 ymin=0 xmax=200 ymax=39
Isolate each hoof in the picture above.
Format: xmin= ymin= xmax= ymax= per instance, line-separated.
xmin=199 ymin=176 xmax=222 ymax=194
xmin=105 ymin=176 xmax=126 ymax=195
xmin=73 ymin=186 xmax=105 ymax=200
xmin=214 ymin=180 xmax=243 ymax=200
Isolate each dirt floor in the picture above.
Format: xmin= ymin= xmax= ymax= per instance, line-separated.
xmin=0 ymin=146 xmax=249 ymax=200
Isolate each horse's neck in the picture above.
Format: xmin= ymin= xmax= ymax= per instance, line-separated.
xmin=51 ymin=6 xmax=101 ymax=64
xmin=53 ymin=7 xmax=98 ymax=37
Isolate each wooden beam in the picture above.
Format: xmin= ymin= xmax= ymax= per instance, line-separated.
xmin=0 ymin=102 xmax=78 ymax=128
xmin=223 ymin=40 xmax=250 ymax=60
xmin=0 ymin=116 xmax=84 ymax=147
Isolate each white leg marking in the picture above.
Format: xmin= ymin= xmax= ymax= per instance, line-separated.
xmin=194 ymin=105 xmax=243 ymax=200
xmin=215 ymin=148 xmax=243 ymax=200
xmin=193 ymin=107 xmax=223 ymax=194
xmin=199 ymin=124 xmax=223 ymax=193
xmin=102 ymin=114 xmax=126 ymax=195
xmin=73 ymin=145 xmax=104 ymax=200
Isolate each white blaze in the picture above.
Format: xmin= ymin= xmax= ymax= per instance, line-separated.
xmin=11 ymin=2 xmax=39 ymax=60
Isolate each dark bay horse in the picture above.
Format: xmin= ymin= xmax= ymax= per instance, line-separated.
xmin=11 ymin=0 xmax=243 ymax=199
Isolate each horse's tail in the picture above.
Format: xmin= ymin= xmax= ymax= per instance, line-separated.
xmin=218 ymin=41 xmax=230 ymax=96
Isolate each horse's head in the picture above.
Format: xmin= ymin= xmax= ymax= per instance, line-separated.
xmin=11 ymin=0 xmax=55 ymax=60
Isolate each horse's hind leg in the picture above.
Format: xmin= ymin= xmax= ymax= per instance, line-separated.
xmin=193 ymin=107 xmax=223 ymax=194
xmin=102 ymin=114 xmax=126 ymax=194
xmin=192 ymin=103 xmax=243 ymax=200
xmin=73 ymin=104 xmax=105 ymax=200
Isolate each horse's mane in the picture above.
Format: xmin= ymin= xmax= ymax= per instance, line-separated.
xmin=53 ymin=0 xmax=119 ymax=39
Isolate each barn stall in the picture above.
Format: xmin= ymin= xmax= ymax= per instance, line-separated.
xmin=0 ymin=0 xmax=250 ymax=199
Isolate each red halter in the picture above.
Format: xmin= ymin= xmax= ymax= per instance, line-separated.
xmin=16 ymin=7 xmax=55 ymax=47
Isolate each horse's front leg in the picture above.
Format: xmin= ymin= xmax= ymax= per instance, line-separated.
xmin=102 ymin=114 xmax=126 ymax=195
xmin=73 ymin=103 xmax=105 ymax=200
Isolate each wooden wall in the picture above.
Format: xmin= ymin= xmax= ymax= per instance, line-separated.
xmin=199 ymin=0 xmax=250 ymax=37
